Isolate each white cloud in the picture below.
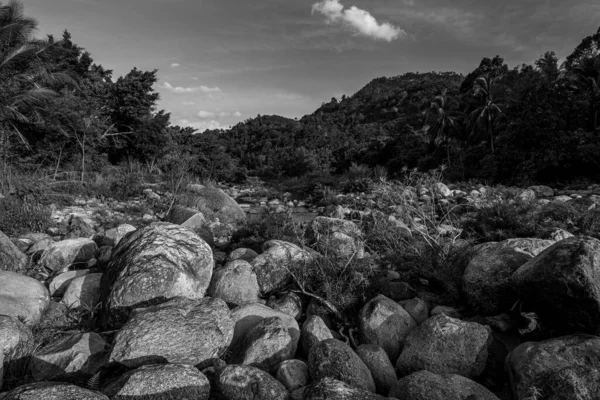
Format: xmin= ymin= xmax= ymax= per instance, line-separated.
xmin=178 ymin=118 xmax=227 ymax=132
xmin=311 ymin=0 xmax=405 ymax=42
xmin=197 ymin=110 xmax=243 ymax=119
xmin=233 ymin=111 xmax=242 ymax=117
xmin=197 ymin=110 xmax=216 ymax=119
xmin=170 ymin=63 xmax=181 ymax=68
xmin=182 ymin=101 xmax=196 ymax=106
xmin=161 ymin=81 xmax=221 ymax=94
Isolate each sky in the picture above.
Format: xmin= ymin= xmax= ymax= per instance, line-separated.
xmin=25 ymin=0 xmax=600 ymax=132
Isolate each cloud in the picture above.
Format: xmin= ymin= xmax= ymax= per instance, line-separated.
xmin=178 ymin=119 xmax=227 ymax=132
xmin=182 ymin=101 xmax=196 ymax=106
xmin=198 ymin=110 xmax=242 ymax=119
xmin=234 ymin=111 xmax=242 ymax=117
xmin=170 ymin=63 xmax=181 ymax=68
xmin=197 ymin=110 xmax=216 ymax=119
xmin=311 ymin=0 xmax=405 ymax=42
xmin=161 ymin=81 xmax=221 ymax=94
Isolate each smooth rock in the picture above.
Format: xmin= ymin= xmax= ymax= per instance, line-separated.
xmin=60 ymin=273 xmax=102 ymax=310
xmin=0 ymin=230 xmax=28 ymax=272
xmin=0 ymin=382 xmax=109 ymax=399
xmin=301 ymin=315 xmax=334 ymax=354
xmin=306 ymin=217 xmax=364 ymax=259
xmin=228 ymin=247 xmax=259 ymax=263
xmin=0 ymin=271 xmax=50 ymax=326
xmin=0 ymin=315 xmax=34 ymax=364
xmin=251 ymin=241 xmax=313 ymax=294
xmin=40 ymin=238 xmax=97 ymax=272
xmin=275 ymin=359 xmax=309 ymax=390
xmin=402 ymin=297 xmax=429 ymax=324
xmin=217 ymin=364 xmax=288 ymax=400
xmin=49 ymin=270 xmax=90 ymax=297
xmin=356 ymin=344 xmax=397 ymax=396
xmin=266 ymin=292 xmax=303 ymax=320
xmin=208 ymin=260 xmax=259 ymax=306
xmin=304 ymin=377 xmax=389 ymax=400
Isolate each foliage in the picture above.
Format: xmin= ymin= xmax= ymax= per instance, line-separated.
xmin=230 ymin=210 xmax=304 ymax=253
xmin=0 ymin=196 xmax=52 ymax=235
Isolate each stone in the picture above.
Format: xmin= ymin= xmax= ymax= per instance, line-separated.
xmin=101 ymin=224 xmax=136 ymax=247
xmin=29 ymin=332 xmax=107 ymax=381
xmin=434 ymin=182 xmax=452 ymax=197
xmin=251 ymin=241 xmax=314 ymax=294
xmin=230 ymin=303 xmax=300 ymax=359
xmin=554 ymin=195 xmax=572 ymax=203
xmin=308 ymin=338 xmax=376 ymax=393
xmin=0 ymin=382 xmax=108 ymax=399
xmin=512 ymin=236 xmax=600 ymax=333
xmin=266 ymin=292 xmax=303 ymax=320
xmin=528 ymin=185 xmax=554 ymax=198
xmin=430 ymin=305 xmax=461 ymax=318
xmin=40 ymin=238 xmax=97 ymax=272
xmin=306 ymin=217 xmax=364 ymax=259
xmin=378 ymin=280 xmax=418 ymax=302
xmin=0 ymin=271 xmax=50 ymax=326
xmin=0 ymin=230 xmax=28 ymax=272
xmin=356 ymin=344 xmax=397 ymax=396
xmin=389 ymin=370 xmax=500 ymax=400
xmin=60 ymin=273 xmax=102 ymax=310
xmin=228 ymin=247 xmax=259 ymax=263
xmin=276 ymin=359 xmax=309 ymax=390
xmin=518 ymin=189 xmax=536 ymax=201
xmin=217 ymin=364 xmax=288 ymax=400
xmin=506 ymin=334 xmax=600 ymax=400
xmin=358 ymin=295 xmax=416 ymax=363
xmin=208 ymin=260 xmax=260 ymax=306
xmin=188 ymin=186 xmax=246 ymax=227
xmin=232 ymin=317 xmax=295 ymax=372
xmin=101 ymin=223 xmax=213 ymax=329
xmin=109 ymin=297 xmax=234 ymax=368
xmin=0 ymin=315 xmax=34 ymax=364
xmin=396 ymin=314 xmax=492 ymax=379
xmin=304 ymin=377 xmax=388 ymax=400
xmin=65 ymin=215 xmax=96 ymax=239
xmin=49 ymin=270 xmax=90 ymax=297
xmin=301 ymin=315 xmax=334 ymax=354
xmin=402 ymin=297 xmax=429 ymax=324
xmin=549 ymin=228 xmax=574 ymax=242
xmin=102 ymin=363 xmax=210 ymax=400
xmin=167 ymin=205 xmax=206 ymax=225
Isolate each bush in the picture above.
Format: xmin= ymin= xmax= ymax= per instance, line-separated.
xmin=229 ymin=210 xmax=305 ymax=253
xmin=0 ymin=197 xmax=53 ymax=236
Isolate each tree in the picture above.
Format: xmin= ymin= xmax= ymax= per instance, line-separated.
xmin=468 ymin=76 xmax=503 ymax=154
xmin=565 ymin=45 xmax=600 ymax=132
xmin=425 ymin=88 xmax=458 ymax=165
xmin=535 ymin=51 xmax=560 ymax=83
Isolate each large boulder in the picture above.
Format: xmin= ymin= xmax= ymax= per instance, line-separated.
xmin=40 ymin=238 xmax=97 ymax=272
xmin=251 ymin=240 xmax=314 ymax=294
xmin=102 ymin=363 xmax=210 ymax=400
xmin=0 ymin=382 xmax=108 ymax=399
xmin=60 ymin=273 xmax=102 ymax=310
xmin=512 ymin=236 xmax=600 ymax=333
xmin=100 ymin=223 xmax=213 ymax=329
xmin=275 ymin=359 xmax=309 ymax=391
xmin=308 ymin=338 xmax=376 ymax=393
xmin=0 ymin=315 xmax=34 ymax=364
xmin=98 ymin=224 xmax=136 ymax=247
xmin=389 ymin=370 xmax=500 ymax=400
xmin=301 ymin=315 xmax=334 ymax=354
xmin=49 ymin=270 xmax=90 ymax=297
xmin=0 ymin=230 xmax=27 ymax=272
xmin=358 ymin=295 xmax=416 ymax=363
xmin=528 ymin=185 xmax=554 ymax=198
xmin=306 ymin=217 xmax=364 ymax=259
xmin=396 ymin=314 xmax=492 ymax=379
xmin=187 ymin=185 xmax=246 ymax=227
xmin=208 ymin=260 xmax=259 ymax=306
xmin=267 ymin=292 xmax=303 ymax=320
xmin=217 ymin=364 xmax=288 ymax=400
xmin=0 ymin=271 xmax=50 ymax=326
xmin=109 ymin=297 xmax=233 ymax=368
xmin=506 ymin=334 xmax=600 ymax=400
xmin=356 ymin=344 xmax=397 ymax=396
xmin=304 ymin=377 xmax=389 ymax=400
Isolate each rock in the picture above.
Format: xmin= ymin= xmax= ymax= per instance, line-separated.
xmin=208 ymin=260 xmax=259 ymax=306
xmin=430 ymin=305 xmax=461 ymax=318
xmin=306 ymin=217 xmax=364 ymax=259
xmin=0 ymin=230 xmax=28 ymax=272
xmin=102 ymin=363 xmax=210 ymax=400
xmin=356 ymin=344 xmax=397 ymax=396
xmin=389 ymin=370 xmax=500 ymax=400
xmin=95 ymin=246 xmax=112 ymax=270
xmin=304 ymin=377 xmax=388 ymax=400
xmin=402 ymin=297 xmax=429 ymax=325
xmin=378 ymin=280 xmax=418 ymax=302
xmin=27 ymin=237 xmax=54 ymax=261
xmin=434 ymin=182 xmax=452 ymax=198
xmin=554 ymin=195 xmax=572 ymax=203
xmin=276 ymin=359 xmax=309 ymax=390
xmin=101 ymin=224 xmax=136 ymax=247
xmin=228 ymin=247 xmax=259 ymax=263
xmin=358 ymin=295 xmax=416 ymax=363
xmin=232 ymin=317 xmax=295 ymax=372
xmin=0 ymin=271 xmax=50 ymax=326
xmin=266 ymin=292 xmax=303 ymax=320
xmin=29 ymin=332 xmax=107 ymax=381
xmin=0 ymin=315 xmax=34 ymax=364
xmin=49 ymin=270 xmax=90 ymax=297
xmin=506 ymin=335 xmax=600 ymax=400
xmin=301 ymin=315 xmax=334 ymax=354
xmin=0 ymin=382 xmax=108 ymax=399
xmin=65 ymin=215 xmax=96 ymax=239
xmin=109 ymin=297 xmax=234 ymax=368
xmin=308 ymin=339 xmax=376 ymax=393
xmin=166 ymin=205 xmax=207 ymax=228
xmin=101 ymin=223 xmax=213 ymax=329
xmin=387 ymin=216 xmax=412 ymax=238
xmin=40 ymin=238 xmax=97 ymax=272
xmin=519 ymin=189 xmax=536 ymax=201
xmin=549 ymin=228 xmax=574 ymax=242
xmin=188 ymin=186 xmax=246 ymax=227
xmin=218 ymin=364 xmax=288 ymax=400
xmin=528 ymin=185 xmax=554 ymax=198
xmin=143 ymin=188 xmax=161 ymax=200
xmin=396 ymin=315 xmax=492 ymax=379
xmin=230 ymin=303 xmax=300 ymax=359
xmin=60 ymin=273 xmax=102 ymax=310
xmin=251 ymin=241 xmax=313 ymax=294
xmin=512 ymin=236 xmax=600 ymax=333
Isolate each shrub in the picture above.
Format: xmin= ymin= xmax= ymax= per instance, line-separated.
xmin=0 ymin=197 xmax=53 ymax=236
xmin=229 ymin=209 xmax=305 ymax=252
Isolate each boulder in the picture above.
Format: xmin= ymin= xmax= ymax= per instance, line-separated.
xmin=102 ymin=363 xmax=210 ymax=400
xmin=389 ymin=370 xmax=500 ymax=400
xmin=100 ymin=224 xmax=136 ymax=247
xmin=308 ymin=339 xmax=376 ymax=393
xmin=217 ymin=364 xmax=288 ymax=400
xmin=29 ymin=332 xmax=107 ymax=381
xmin=402 ymin=297 xmax=429 ymax=325
xmin=304 ymin=377 xmax=389 ymax=400
xmin=275 ymin=359 xmax=309 ymax=390
xmin=434 ymin=182 xmax=452 ymax=198
xmin=506 ymin=334 xmax=600 ymax=400
xmin=306 ymin=217 xmax=364 ymax=259
xmin=396 ymin=314 xmax=492 ymax=379
xmin=519 ymin=189 xmax=536 ymax=201
xmin=528 ymin=185 xmax=554 ymax=198
xmin=187 ymin=186 xmax=246 ymax=227
xmin=208 ymin=260 xmax=259 ymax=306
xmin=0 ymin=271 xmax=50 ymax=326
xmin=166 ymin=205 xmax=207 ymax=227
xmin=358 ymin=295 xmax=416 ymax=363
xmin=60 ymin=273 xmax=102 ymax=310
xmin=0 ymin=315 xmax=34 ymax=364
xmin=0 ymin=230 xmax=27 ymax=272
xmin=512 ymin=236 xmax=600 ymax=333
xmin=101 ymin=223 xmax=213 ymax=329
xmin=109 ymin=297 xmax=234 ymax=368
xmin=266 ymin=292 xmax=303 ymax=320
xmin=356 ymin=344 xmax=397 ymax=396
xmin=0 ymin=382 xmax=109 ymax=399
xmin=228 ymin=247 xmax=258 ymax=263
xmin=251 ymin=241 xmax=313 ymax=294
xmin=40 ymin=238 xmax=97 ymax=272
xmin=49 ymin=270 xmax=90 ymax=297
xmin=301 ymin=315 xmax=333 ymax=355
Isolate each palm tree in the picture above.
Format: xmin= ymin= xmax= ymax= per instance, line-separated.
xmin=468 ymin=75 xmax=503 ymax=154
xmin=567 ymin=51 xmax=600 ymax=132
xmin=425 ymin=88 xmax=457 ymax=165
